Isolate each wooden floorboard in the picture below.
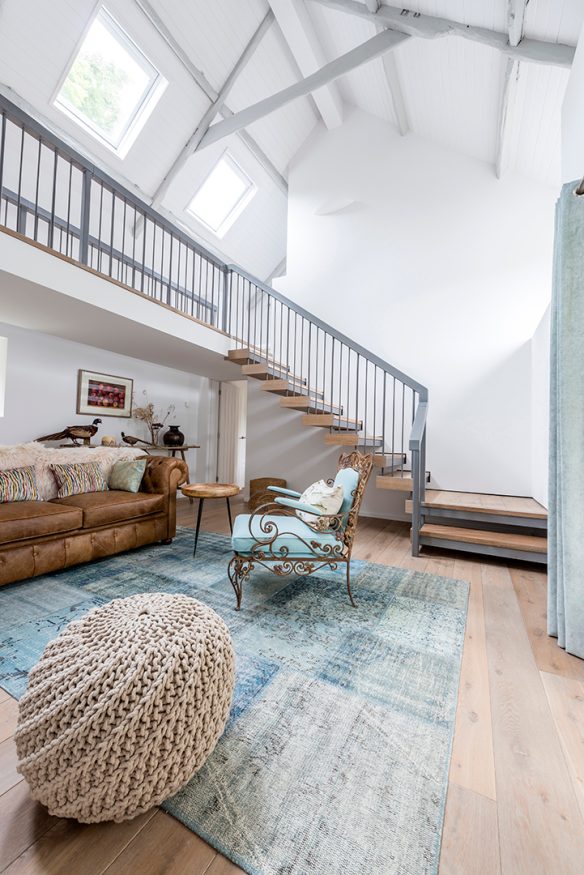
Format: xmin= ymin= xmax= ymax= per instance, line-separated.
xmin=439 ymin=783 xmax=500 ymax=875
xmin=482 ymin=564 xmax=584 ymax=873
xmin=1 ymin=508 xmax=583 ymax=874
xmin=448 ymin=558 xmax=496 ymax=801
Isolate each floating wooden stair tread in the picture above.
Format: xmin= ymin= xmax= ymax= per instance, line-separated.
xmin=280 ymin=396 xmax=342 ymax=414
xmin=241 ymin=363 xmax=290 ymax=380
xmin=374 ymin=453 xmax=407 ymax=468
xmin=324 ymin=433 xmax=383 ymax=447
xmin=405 ymin=490 xmax=547 ymax=519
xmin=376 ymin=472 xmax=413 ymax=492
xmin=419 ymin=524 xmax=547 ymax=554
xmin=302 ymin=413 xmax=362 ymax=430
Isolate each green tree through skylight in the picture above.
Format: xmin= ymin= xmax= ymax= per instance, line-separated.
xmin=61 ymin=52 xmax=128 ymax=135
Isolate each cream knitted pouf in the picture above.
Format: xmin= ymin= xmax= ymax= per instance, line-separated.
xmin=15 ymin=592 xmax=235 ymax=823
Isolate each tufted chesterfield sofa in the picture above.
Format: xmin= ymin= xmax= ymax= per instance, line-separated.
xmin=0 ymin=455 xmax=188 ymax=587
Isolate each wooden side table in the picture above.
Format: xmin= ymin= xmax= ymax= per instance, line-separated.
xmin=181 ymin=483 xmax=241 ymax=557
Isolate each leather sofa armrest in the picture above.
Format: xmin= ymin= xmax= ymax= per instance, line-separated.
xmin=141 ymin=457 xmax=189 ymax=496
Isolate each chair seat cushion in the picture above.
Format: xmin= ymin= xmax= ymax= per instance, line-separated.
xmin=232 ymin=513 xmax=344 ymax=557
xmin=0 ymin=501 xmax=83 ymax=545
xmin=50 ymin=491 xmax=165 ymax=529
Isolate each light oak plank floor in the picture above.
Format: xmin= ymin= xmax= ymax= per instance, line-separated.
xmin=1 ymin=498 xmax=582 ymax=874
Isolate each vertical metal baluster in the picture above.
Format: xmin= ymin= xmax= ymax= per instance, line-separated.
xmin=160 ymin=229 xmax=166 ymax=302
xmin=190 ymin=247 xmax=196 ymax=316
xmin=15 ymin=124 xmax=25 ymax=235
xmin=64 ymin=161 xmax=73 ymax=256
xmin=150 ymin=219 xmax=157 ymax=295
xmin=33 ymin=136 xmax=41 ymax=241
xmin=98 ymin=184 xmax=104 ymax=273
xmin=184 ymin=246 xmax=190 ymax=314
xmin=286 ymin=306 xmax=290 ymax=376
xmin=382 ymin=371 xmax=387 ymax=458
xmin=109 ymin=190 xmax=116 ymax=277
xmin=314 ymin=327 xmax=318 ymax=412
xmin=307 ymin=322 xmax=312 ymax=403
xmin=167 ymin=234 xmax=173 ymax=304
xmin=373 ymin=366 xmax=377 ymax=452
xmin=121 ymin=198 xmax=127 ymax=284
xmin=401 ymin=383 xmax=405 ymax=475
xmin=140 ymin=213 xmax=147 ymax=293
xmin=176 ymin=240 xmax=182 ymax=310
xmin=0 ymin=112 xmax=6 ymax=220
xmin=246 ymin=280 xmax=251 ymax=351
xmin=279 ymin=301 xmax=283 ymax=376
xmin=354 ymin=355 xmax=360 ymax=441
xmin=346 ymin=347 xmax=351 ymax=433
xmin=391 ymin=377 xmax=396 ymax=466
xmin=130 ymin=203 xmax=137 ymax=287
xmin=49 ymin=146 xmax=57 ymax=250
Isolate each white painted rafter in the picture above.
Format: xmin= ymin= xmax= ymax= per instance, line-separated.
xmin=134 ymin=0 xmax=287 ymax=195
xmin=199 ymin=28 xmax=408 ymax=149
xmin=495 ymin=1 xmax=528 ymax=179
xmin=309 ymin=0 xmax=575 ymax=67
xmin=149 ymin=10 xmax=274 ymax=208
xmin=268 ymin=0 xmax=343 ymax=129
xmin=364 ymin=0 xmax=408 ymax=135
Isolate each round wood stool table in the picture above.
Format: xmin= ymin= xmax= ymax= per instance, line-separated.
xmin=180 ymin=483 xmax=241 ymax=558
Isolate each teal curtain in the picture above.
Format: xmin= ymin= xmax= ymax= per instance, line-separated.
xmin=548 ymin=181 xmax=584 ymax=659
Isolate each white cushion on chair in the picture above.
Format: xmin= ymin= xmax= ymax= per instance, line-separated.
xmin=296 ymin=480 xmax=344 ymax=530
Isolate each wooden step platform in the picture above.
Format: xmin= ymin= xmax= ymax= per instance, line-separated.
xmin=419 ymin=523 xmax=547 ymax=558
xmin=261 ymin=378 xmax=322 ymax=397
xmin=280 ymin=396 xmax=342 ymax=415
xmin=374 ymin=453 xmax=407 ymax=468
xmin=407 ymin=490 xmax=547 ymax=520
xmin=323 ymin=433 xmax=383 ymax=448
xmin=302 ymin=413 xmax=362 ymax=430
xmin=376 ymin=472 xmax=414 ymax=492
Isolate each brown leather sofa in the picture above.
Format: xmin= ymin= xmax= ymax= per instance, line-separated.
xmin=0 ymin=456 xmax=188 ymax=587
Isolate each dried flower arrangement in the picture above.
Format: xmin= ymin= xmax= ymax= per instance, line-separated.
xmin=132 ymin=391 xmax=176 ymax=446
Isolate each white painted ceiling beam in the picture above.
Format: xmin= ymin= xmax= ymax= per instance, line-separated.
xmin=268 ymin=0 xmax=343 ymax=128
xmin=199 ymin=28 xmax=408 ymax=149
xmin=495 ymin=1 xmax=528 ymax=179
xmin=364 ymin=0 xmax=408 ymax=135
xmin=134 ymin=0 xmax=287 ymax=195
xmin=309 ymin=0 xmax=575 ymax=67
xmin=149 ymin=10 xmax=274 ymax=208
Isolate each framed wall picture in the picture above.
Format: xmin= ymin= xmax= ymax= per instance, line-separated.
xmin=77 ymin=370 xmax=133 ymax=418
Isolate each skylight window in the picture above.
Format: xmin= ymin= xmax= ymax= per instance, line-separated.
xmin=187 ymin=153 xmax=257 ymax=238
xmin=54 ymin=7 xmax=166 ymax=157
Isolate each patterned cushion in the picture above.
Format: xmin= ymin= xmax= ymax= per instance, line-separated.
xmin=0 ymin=465 xmax=40 ymax=502
xmin=50 ymin=462 xmax=109 ymax=499
xmin=296 ymin=479 xmax=344 ymax=531
xmin=108 ymin=459 xmax=147 ymax=493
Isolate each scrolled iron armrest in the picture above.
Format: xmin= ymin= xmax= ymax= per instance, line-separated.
xmin=274 ymin=496 xmax=325 ymax=515
xmin=267 ymin=486 xmax=302 ymax=498
xmin=245 ymin=500 xmax=346 ymax=560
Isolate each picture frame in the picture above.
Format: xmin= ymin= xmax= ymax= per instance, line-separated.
xmin=77 ymin=370 xmax=133 ymax=418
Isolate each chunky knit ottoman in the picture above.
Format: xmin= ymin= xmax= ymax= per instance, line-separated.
xmin=15 ymin=593 xmax=235 ymax=823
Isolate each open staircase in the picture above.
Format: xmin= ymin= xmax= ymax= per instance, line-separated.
xmin=0 ymin=93 xmax=547 ymax=563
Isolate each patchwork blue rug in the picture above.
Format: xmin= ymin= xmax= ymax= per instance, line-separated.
xmin=0 ymin=528 xmax=468 ymax=875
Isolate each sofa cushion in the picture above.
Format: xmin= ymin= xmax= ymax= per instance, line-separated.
xmin=51 ymin=491 xmax=165 ymax=529
xmin=232 ymin=513 xmax=344 ymax=557
xmin=50 ymin=462 xmax=109 ymax=498
xmin=0 ymin=501 xmax=83 ymax=545
xmin=0 ymin=465 xmax=41 ymax=502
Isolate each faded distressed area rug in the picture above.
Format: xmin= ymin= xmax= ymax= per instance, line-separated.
xmin=0 ymin=529 xmax=468 ymax=875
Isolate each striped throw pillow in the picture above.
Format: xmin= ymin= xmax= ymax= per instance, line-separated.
xmin=50 ymin=462 xmax=109 ymax=498
xmin=0 ymin=465 xmax=40 ymax=502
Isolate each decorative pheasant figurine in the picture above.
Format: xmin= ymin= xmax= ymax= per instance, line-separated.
xmin=121 ymin=432 xmax=152 ymax=448
xmin=36 ymin=418 xmax=102 ymax=446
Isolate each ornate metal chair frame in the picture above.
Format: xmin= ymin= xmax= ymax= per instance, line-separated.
xmin=228 ymin=452 xmax=373 ymax=610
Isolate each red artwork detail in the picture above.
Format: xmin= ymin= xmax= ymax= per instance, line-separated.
xmin=87 ymin=380 xmax=126 ymax=409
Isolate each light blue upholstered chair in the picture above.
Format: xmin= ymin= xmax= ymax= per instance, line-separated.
xmin=228 ymin=452 xmax=373 ymax=609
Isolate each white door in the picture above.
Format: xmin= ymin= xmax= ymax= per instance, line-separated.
xmin=217 ymin=380 xmax=247 ymax=487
